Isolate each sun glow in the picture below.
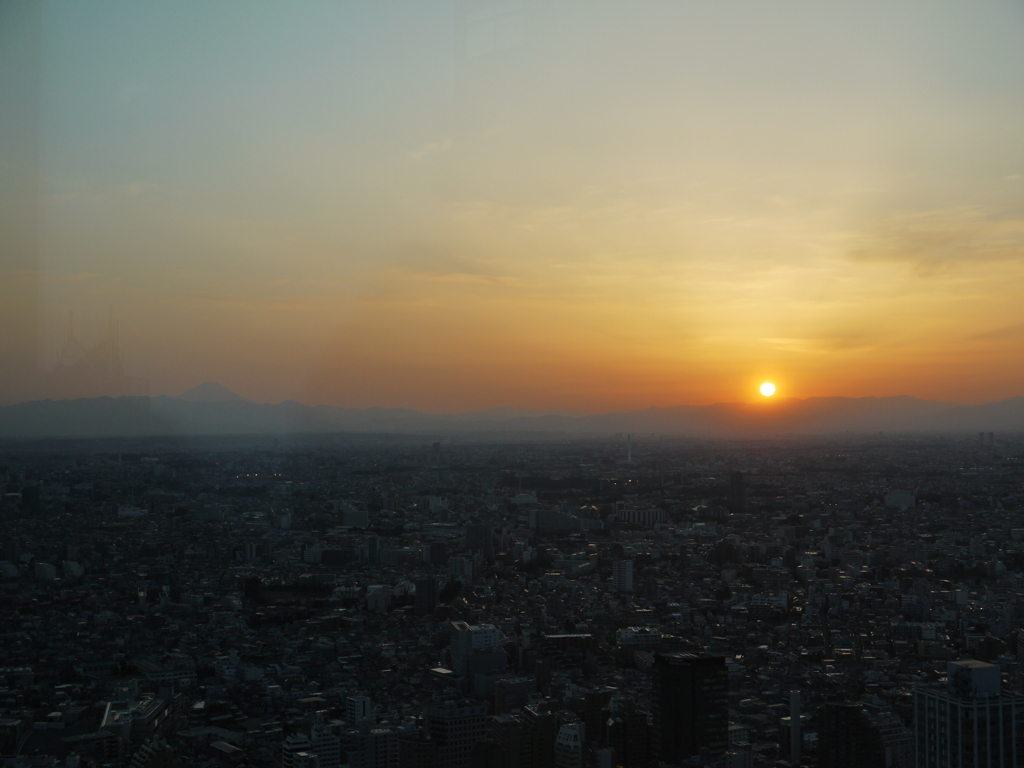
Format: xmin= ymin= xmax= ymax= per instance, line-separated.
xmin=760 ymin=382 xmax=776 ymax=397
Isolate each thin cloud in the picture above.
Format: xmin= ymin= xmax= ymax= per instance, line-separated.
xmin=971 ymin=322 xmax=1024 ymax=342
xmin=849 ymin=208 xmax=1024 ymax=275
xmin=410 ymin=136 xmax=453 ymax=163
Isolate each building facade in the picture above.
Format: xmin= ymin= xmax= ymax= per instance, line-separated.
xmin=651 ymin=653 xmax=727 ymax=764
xmin=914 ymin=660 xmax=1024 ymax=768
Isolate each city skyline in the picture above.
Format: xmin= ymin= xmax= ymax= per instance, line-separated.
xmin=6 ymin=7 xmax=1024 ymax=763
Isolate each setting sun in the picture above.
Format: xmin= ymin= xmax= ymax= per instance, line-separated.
xmin=760 ymin=382 xmax=776 ymax=397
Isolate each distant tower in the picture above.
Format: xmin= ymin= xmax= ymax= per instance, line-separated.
xmin=612 ymin=560 xmax=634 ymax=593
xmin=789 ymin=690 xmax=801 ymax=765
xmin=627 ymin=434 xmax=633 ymax=463
xmin=56 ymin=310 xmax=85 ymax=369
xmin=49 ymin=306 xmax=148 ymax=397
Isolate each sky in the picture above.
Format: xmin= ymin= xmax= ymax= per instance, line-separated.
xmin=4 ymin=0 xmax=1024 ymax=411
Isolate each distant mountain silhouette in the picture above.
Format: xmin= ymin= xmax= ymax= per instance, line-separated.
xmin=1 ymin=393 xmax=1023 ymax=440
xmin=178 ymin=382 xmax=248 ymax=403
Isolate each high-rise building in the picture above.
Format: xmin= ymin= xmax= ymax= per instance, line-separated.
xmin=492 ymin=714 xmax=530 ymax=768
xmin=425 ymin=542 xmax=449 ymax=566
xmin=450 ymin=622 xmax=505 ymax=678
xmin=341 ymin=506 xmax=370 ymax=528
xmin=415 ymin=578 xmax=439 ymax=617
xmin=789 ymin=691 xmax=801 ymax=766
xmin=342 ymin=726 xmax=399 ymax=768
xmin=470 ymin=738 xmax=504 ymax=768
xmin=582 ymin=688 xmax=615 ymax=742
xmin=914 ymin=660 xmax=1024 ymax=768
xmin=553 ymin=722 xmax=585 ymax=768
xmin=817 ymin=703 xmax=884 ymax=768
xmin=366 ymin=536 xmax=379 ymax=566
xmin=398 ymin=732 xmax=439 ymax=768
xmin=448 ymin=557 xmax=474 ymax=580
xmin=727 ymin=471 xmax=745 ymax=513
xmin=424 ymin=702 xmax=489 ymax=768
xmin=651 ymin=653 xmax=727 ymax=764
xmin=311 ymin=714 xmax=341 ymax=768
xmin=871 ymin=708 xmax=912 ymax=768
xmin=521 ymin=706 xmax=559 ymax=768
xmin=346 ymin=695 xmax=376 ymax=724
xmin=494 ymin=677 xmax=535 ymax=715
xmin=605 ymin=699 xmax=650 ymax=768
xmin=612 ymin=561 xmax=633 ymax=593
xmin=465 ymin=524 xmax=495 ymax=562
xmin=282 ymin=734 xmax=314 ymax=768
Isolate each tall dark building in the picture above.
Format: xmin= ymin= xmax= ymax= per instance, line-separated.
xmin=815 ymin=704 xmax=913 ymax=768
xmin=817 ymin=702 xmax=912 ymax=768
xmin=494 ymin=677 xmax=535 ymax=715
xmin=424 ymin=701 xmax=489 ymax=768
xmin=470 ymin=739 xmax=503 ymax=768
xmin=366 ymin=535 xmax=379 ymax=566
xmin=606 ymin=699 xmax=650 ymax=768
xmin=492 ymin=714 xmax=530 ymax=768
xmin=415 ymin=578 xmax=439 ymax=616
xmin=583 ymin=688 xmax=615 ymax=743
xmin=464 ymin=523 xmax=495 ymax=562
xmin=651 ymin=653 xmax=727 ymax=764
xmin=727 ymin=471 xmax=745 ymax=512
xmin=398 ymin=733 xmax=439 ymax=768
xmin=817 ymin=703 xmax=884 ymax=768
xmin=426 ymin=542 xmax=449 ymax=567
xmin=521 ymin=705 xmax=558 ymax=768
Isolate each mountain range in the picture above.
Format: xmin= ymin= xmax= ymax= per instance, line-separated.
xmin=1 ymin=383 xmax=1023 ymax=439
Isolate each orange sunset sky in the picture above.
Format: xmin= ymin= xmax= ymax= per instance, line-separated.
xmin=2 ymin=1 xmax=1024 ymax=412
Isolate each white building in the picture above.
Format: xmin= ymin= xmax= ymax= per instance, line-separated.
xmin=310 ymin=714 xmax=341 ymax=768
xmin=282 ymin=734 xmax=314 ymax=768
xmin=554 ymin=722 xmax=585 ymax=768
xmin=346 ymin=695 xmax=375 ymax=724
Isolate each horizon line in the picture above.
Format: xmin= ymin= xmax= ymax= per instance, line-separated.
xmin=6 ymin=390 xmax=1022 ymax=416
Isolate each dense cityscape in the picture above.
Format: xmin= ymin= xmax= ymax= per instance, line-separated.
xmin=2 ymin=432 xmax=1023 ymax=768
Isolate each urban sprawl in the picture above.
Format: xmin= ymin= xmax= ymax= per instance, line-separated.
xmin=1 ymin=433 xmax=1022 ymax=768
